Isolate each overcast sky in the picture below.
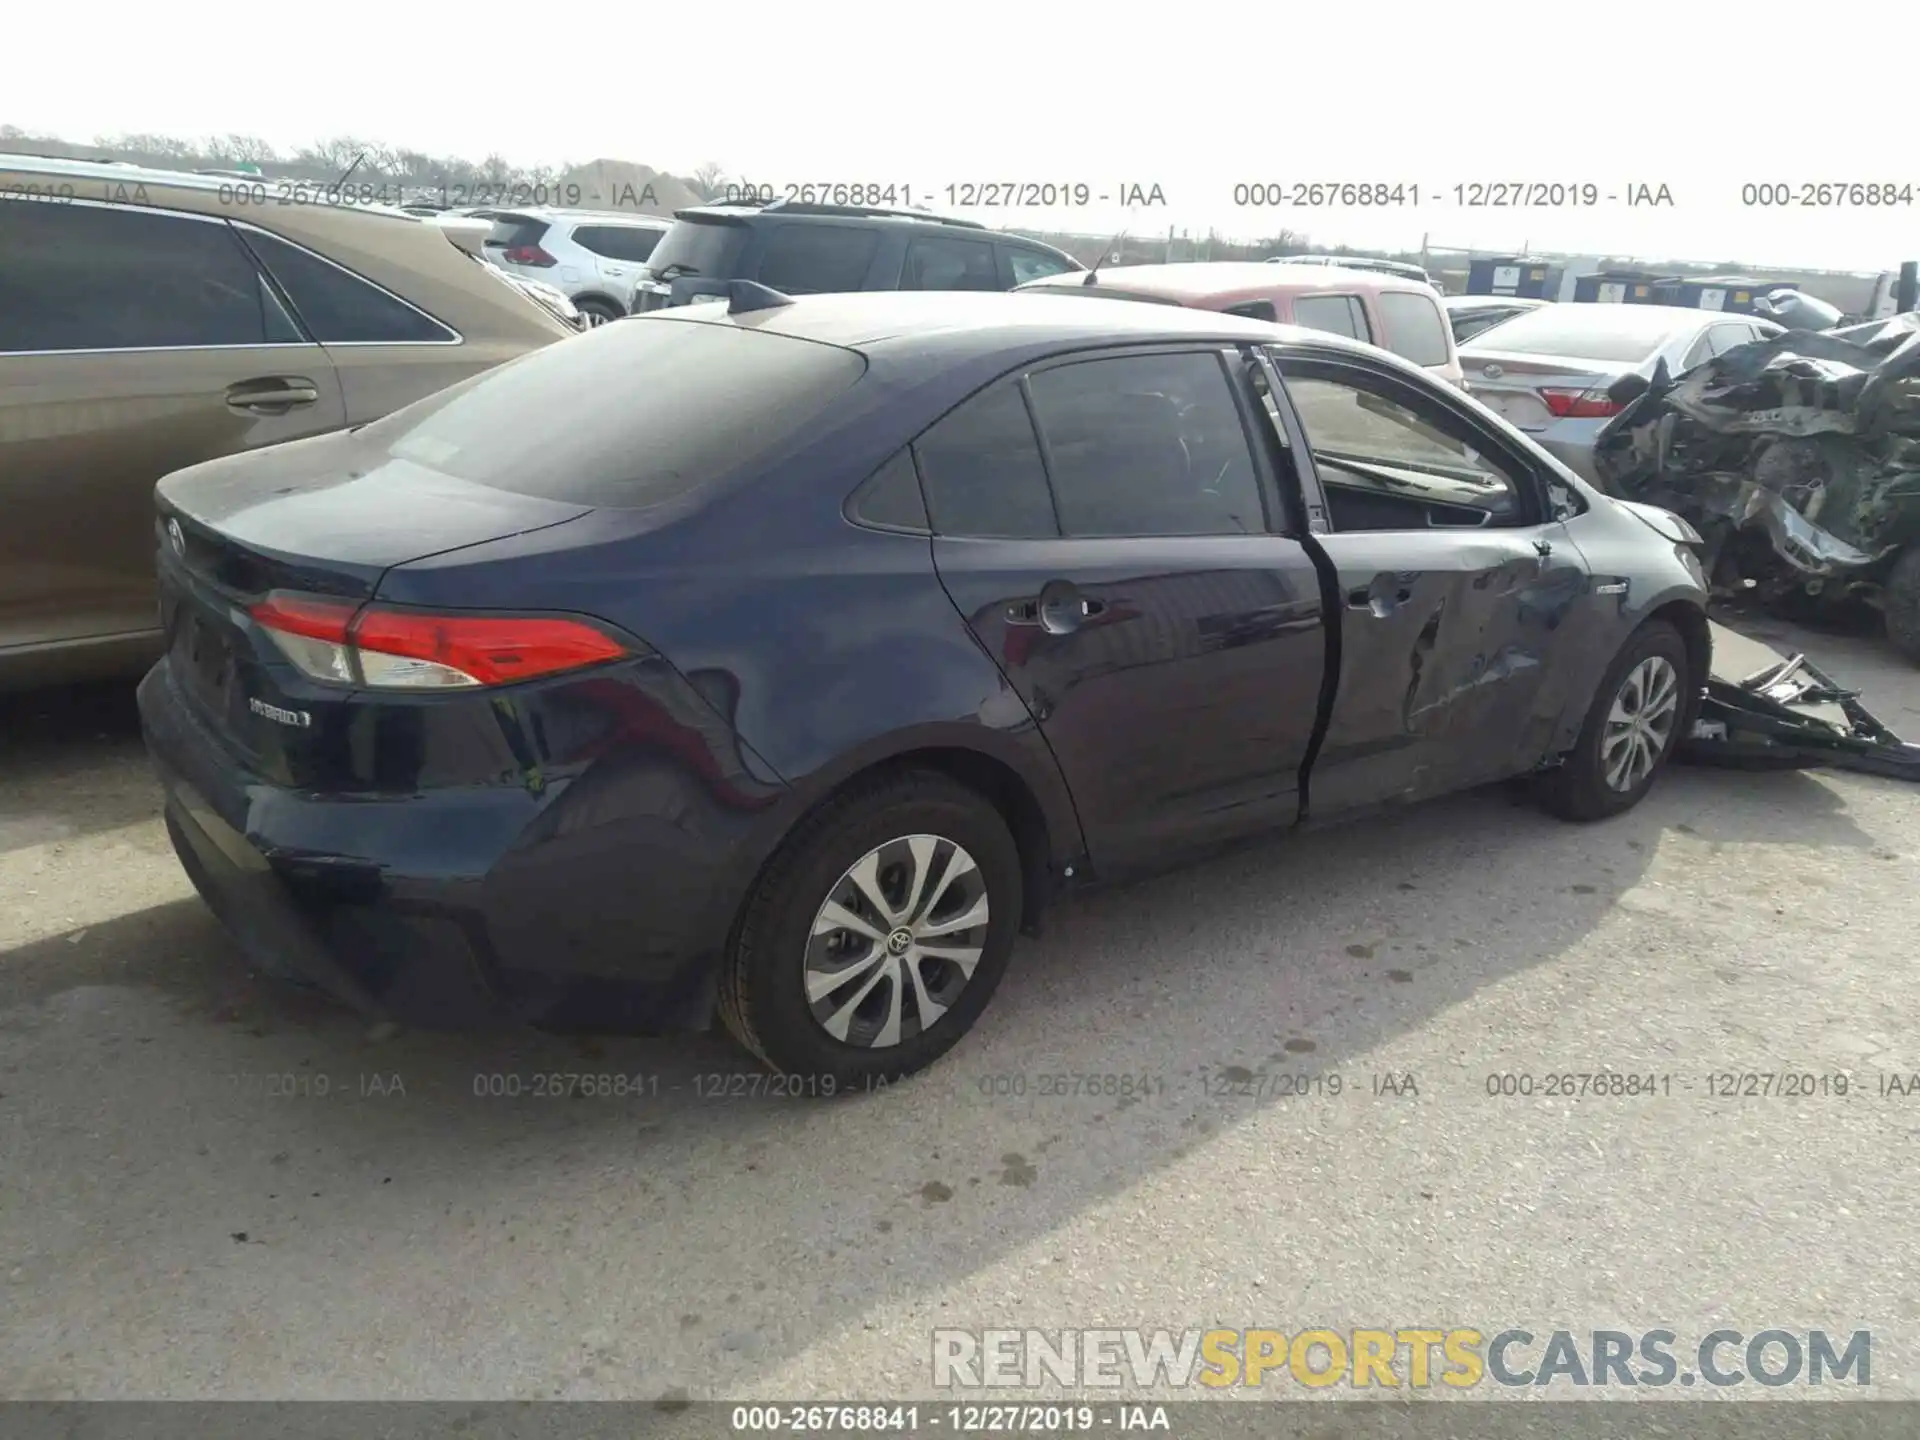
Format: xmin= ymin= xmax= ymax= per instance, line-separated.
xmin=9 ymin=0 xmax=1913 ymax=272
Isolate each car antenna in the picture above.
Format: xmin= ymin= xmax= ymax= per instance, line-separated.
xmin=331 ymin=150 xmax=367 ymax=192
xmin=727 ymin=279 xmax=795 ymax=314
xmin=1081 ymin=230 xmax=1128 ymax=286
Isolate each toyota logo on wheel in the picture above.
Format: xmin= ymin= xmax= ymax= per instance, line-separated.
xmin=167 ymin=518 xmax=185 ymax=557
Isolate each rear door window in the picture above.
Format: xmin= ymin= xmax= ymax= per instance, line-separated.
xmin=1025 ymin=351 xmax=1266 ymax=537
xmin=1375 ymin=291 xmax=1452 ymax=367
xmin=755 ymin=224 xmax=881 ymax=294
xmin=573 ymin=225 xmax=665 ymax=263
xmin=914 ymin=383 xmax=1059 ymax=538
xmin=359 ymin=317 xmax=868 ymax=507
xmin=1006 ymin=246 xmax=1078 ymax=286
xmin=903 ymin=235 xmax=1000 ymax=291
xmin=1290 ymin=293 xmax=1371 ymax=342
xmin=238 ymin=229 xmax=457 ymax=343
xmin=0 ymin=198 xmax=302 ymax=352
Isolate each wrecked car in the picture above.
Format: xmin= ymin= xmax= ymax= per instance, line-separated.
xmin=1594 ymin=312 xmax=1920 ymax=664
xmin=142 ymin=289 xmax=1727 ymax=1082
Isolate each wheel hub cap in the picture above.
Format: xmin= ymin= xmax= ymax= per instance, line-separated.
xmin=1602 ymin=655 xmax=1680 ymax=792
xmin=803 ymin=834 xmax=991 ymax=1050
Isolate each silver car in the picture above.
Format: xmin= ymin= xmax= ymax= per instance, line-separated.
xmin=1458 ymin=303 xmax=1783 ymax=486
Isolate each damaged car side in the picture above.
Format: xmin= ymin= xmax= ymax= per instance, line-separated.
xmin=1594 ymin=312 xmax=1920 ymax=663
xmin=140 ymin=290 xmax=1728 ymax=1082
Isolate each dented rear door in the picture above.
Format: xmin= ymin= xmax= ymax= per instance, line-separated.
xmin=1271 ymin=348 xmax=1593 ymax=817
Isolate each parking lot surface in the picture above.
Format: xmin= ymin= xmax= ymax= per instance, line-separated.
xmin=3 ymin=614 xmax=1918 ymax=1401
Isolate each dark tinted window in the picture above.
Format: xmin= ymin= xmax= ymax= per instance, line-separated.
xmin=1376 ymin=291 xmax=1451 ymax=367
xmin=0 ymin=199 xmax=301 ymax=352
xmin=486 ymin=215 xmax=549 ymax=251
xmin=1008 ymin=247 xmax=1078 ymax=285
xmin=573 ymin=224 xmax=665 ymax=263
xmin=360 ymin=317 xmax=867 ymax=507
xmin=1224 ymin=300 xmax=1277 ymax=322
xmin=756 ymin=224 xmax=880 ymax=294
xmin=1026 ymin=352 xmax=1265 ymax=537
xmin=915 ymin=383 xmax=1058 ymax=538
xmin=645 ymin=216 xmax=746 ymax=279
xmin=1291 ymin=293 xmax=1371 ymax=341
xmin=903 ymin=235 xmax=1000 ymax=291
xmin=241 ymin=229 xmax=455 ymax=343
xmin=846 ymin=450 xmax=929 ymax=532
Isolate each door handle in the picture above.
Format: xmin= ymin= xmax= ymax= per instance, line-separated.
xmin=227 ymin=378 xmax=320 ymax=414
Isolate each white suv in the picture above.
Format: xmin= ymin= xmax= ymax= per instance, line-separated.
xmin=482 ymin=209 xmax=671 ymax=325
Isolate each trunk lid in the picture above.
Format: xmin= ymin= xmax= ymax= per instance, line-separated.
xmin=153 ymin=426 xmax=592 ymax=773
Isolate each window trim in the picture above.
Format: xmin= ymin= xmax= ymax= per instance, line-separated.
xmin=232 ymin=220 xmax=463 ymax=347
xmin=0 ymin=194 xmax=329 ymax=358
xmin=1268 ymin=346 xmax=1553 ymax=534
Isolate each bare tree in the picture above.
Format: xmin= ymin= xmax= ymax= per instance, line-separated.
xmin=691 ymin=160 xmax=727 ymax=200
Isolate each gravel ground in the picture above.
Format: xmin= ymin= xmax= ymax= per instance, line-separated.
xmin=2 ymin=615 xmax=1918 ymax=1403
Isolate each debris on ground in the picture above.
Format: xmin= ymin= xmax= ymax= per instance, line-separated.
xmin=1687 ymin=621 xmax=1920 ymax=782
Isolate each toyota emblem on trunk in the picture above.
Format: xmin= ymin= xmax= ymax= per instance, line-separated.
xmin=167 ymin=518 xmax=185 ymax=556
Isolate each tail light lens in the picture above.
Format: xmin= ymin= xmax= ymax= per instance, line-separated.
xmin=1538 ymin=386 xmax=1622 ymax=419
xmin=250 ymin=592 xmax=630 ymax=690
xmin=503 ymin=244 xmax=557 ymax=267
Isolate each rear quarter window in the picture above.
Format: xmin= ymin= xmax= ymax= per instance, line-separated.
xmin=359 ymin=317 xmax=867 ymax=507
xmin=1375 ymin=291 xmax=1452 ymax=367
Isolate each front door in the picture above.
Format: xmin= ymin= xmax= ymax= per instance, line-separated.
xmin=920 ymin=345 xmax=1328 ymax=875
xmin=1267 ymin=347 xmax=1593 ymax=818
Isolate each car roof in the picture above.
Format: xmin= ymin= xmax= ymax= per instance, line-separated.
xmin=0 ymin=151 xmax=429 ymax=228
xmin=1023 ymin=261 xmax=1435 ymax=306
xmin=508 ymin=208 xmax=670 ymax=225
xmin=1456 ymin=301 xmax=1754 ymax=350
xmin=1444 ymin=295 xmax=1547 ymax=309
xmin=641 ymin=287 xmax=1383 ymax=358
xmin=671 ymin=199 xmax=1001 ymax=233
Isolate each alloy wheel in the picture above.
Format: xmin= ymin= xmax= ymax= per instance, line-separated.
xmin=1602 ymin=655 xmax=1680 ymax=792
xmin=803 ymin=835 xmax=990 ymax=1049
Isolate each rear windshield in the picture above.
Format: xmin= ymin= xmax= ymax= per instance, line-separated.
xmin=487 ymin=214 xmax=549 ymax=249
xmin=645 ymin=216 xmax=747 ymax=279
xmin=1465 ymin=304 xmax=1683 ymax=362
xmin=358 ymin=317 xmax=867 ymax=507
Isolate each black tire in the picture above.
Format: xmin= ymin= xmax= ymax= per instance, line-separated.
xmin=716 ymin=768 xmax=1023 ymax=1089
xmin=575 ymin=297 xmax=622 ymax=327
xmin=1537 ymin=619 xmax=1692 ymax=822
xmin=1883 ymin=548 xmax=1920 ymax=666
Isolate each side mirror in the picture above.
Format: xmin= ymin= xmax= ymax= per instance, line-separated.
xmin=1606 ymin=372 xmax=1651 ymax=406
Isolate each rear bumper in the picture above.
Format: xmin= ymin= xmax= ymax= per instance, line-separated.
xmin=138 ymin=658 xmax=776 ymax=1032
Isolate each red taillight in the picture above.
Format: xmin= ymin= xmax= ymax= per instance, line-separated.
xmin=248 ymin=592 xmax=629 ymax=690
xmin=503 ymin=244 xmax=556 ymax=268
xmin=352 ymin=610 xmax=629 ymax=687
xmin=1538 ymin=386 xmax=1622 ymax=419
